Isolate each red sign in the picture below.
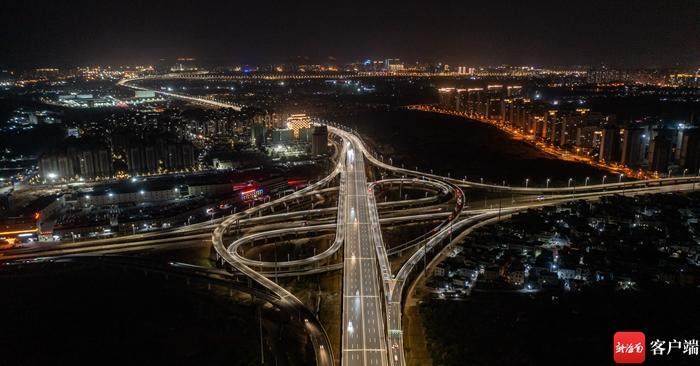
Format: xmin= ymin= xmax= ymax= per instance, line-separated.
xmin=614 ymin=332 xmax=645 ymax=364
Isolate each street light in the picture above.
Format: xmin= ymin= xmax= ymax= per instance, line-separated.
xmin=618 ymin=173 xmax=624 ymax=183
xmin=525 ymin=178 xmax=529 ymax=188
xmin=602 ymin=175 xmax=607 ymax=185
xmin=683 ymin=168 xmax=688 ymax=177
xmin=585 ymin=177 xmax=590 ymax=186
xmin=546 ymin=178 xmax=550 ymax=189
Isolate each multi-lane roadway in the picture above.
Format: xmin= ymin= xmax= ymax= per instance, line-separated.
xmin=341 ymin=139 xmax=389 ymax=366
xmin=5 ymin=78 xmax=698 ymax=366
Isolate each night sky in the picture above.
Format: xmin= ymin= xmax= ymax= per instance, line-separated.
xmin=1 ymin=0 xmax=698 ymax=68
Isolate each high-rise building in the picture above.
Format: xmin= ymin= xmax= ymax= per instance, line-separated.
xmin=251 ymin=123 xmax=267 ymax=148
xmin=298 ymin=127 xmax=313 ymax=142
xmin=559 ymin=112 xmax=593 ymax=148
xmin=485 ymin=85 xmax=504 ymax=120
xmin=312 ymin=126 xmax=329 ymax=156
xmin=181 ymin=144 xmax=195 ymax=169
xmin=649 ymin=133 xmax=673 ymax=173
xmin=384 ymin=59 xmax=404 ymax=72
xmin=39 ymin=141 xmax=113 ymax=181
xmin=286 ymin=114 xmax=311 ymax=138
xmin=576 ymin=125 xmax=600 ymax=149
xmin=438 ymin=88 xmax=456 ymax=109
xmin=127 ymin=139 xmax=196 ymax=175
xmin=254 ymin=113 xmax=283 ymax=129
xmin=680 ymin=128 xmax=700 ymax=172
xmin=465 ymin=88 xmax=485 ymax=116
xmin=673 ymin=128 xmax=685 ymax=163
xmin=542 ymin=110 xmax=557 ymax=140
xmin=506 ymin=86 xmax=523 ymax=97
xmin=454 ymin=89 xmax=466 ymax=111
xmin=144 ymin=146 xmax=158 ymax=173
xmin=272 ymin=129 xmax=294 ymax=144
xmin=620 ymin=127 xmax=645 ymax=168
xmin=127 ymin=146 xmax=144 ymax=174
xmin=599 ymin=125 xmax=621 ymax=163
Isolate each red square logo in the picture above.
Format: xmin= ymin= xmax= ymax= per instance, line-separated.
xmin=614 ymin=332 xmax=646 ymax=364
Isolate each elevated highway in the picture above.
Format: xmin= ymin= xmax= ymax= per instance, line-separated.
xmin=46 ymin=79 xmax=698 ymax=366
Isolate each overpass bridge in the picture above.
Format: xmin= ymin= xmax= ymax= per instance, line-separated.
xmin=7 ymin=78 xmax=697 ymax=366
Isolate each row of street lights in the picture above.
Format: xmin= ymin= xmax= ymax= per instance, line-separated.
xmin=537 ymin=174 xmax=625 ymax=189
xmin=374 ymin=138 xmax=700 ymax=189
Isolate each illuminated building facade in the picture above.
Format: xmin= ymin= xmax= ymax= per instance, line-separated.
xmin=286 ymin=114 xmax=311 ymax=138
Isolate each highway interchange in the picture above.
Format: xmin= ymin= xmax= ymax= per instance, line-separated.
xmin=3 ymin=75 xmax=700 ymax=366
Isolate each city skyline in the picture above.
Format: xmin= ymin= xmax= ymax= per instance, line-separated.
xmin=1 ymin=0 xmax=699 ymax=69
xmin=2 ymin=3 xmax=700 ymax=365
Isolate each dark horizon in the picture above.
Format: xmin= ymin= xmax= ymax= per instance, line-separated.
xmin=1 ymin=0 xmax=699 ymax=69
